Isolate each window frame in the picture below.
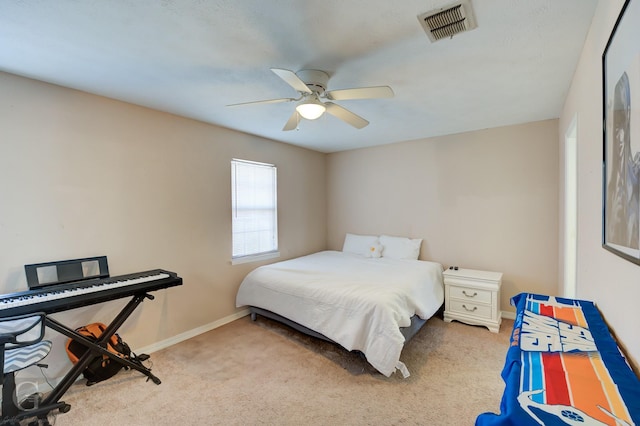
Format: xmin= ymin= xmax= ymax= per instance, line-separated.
xmin=230 ymin=158 xmax=279 ymax=265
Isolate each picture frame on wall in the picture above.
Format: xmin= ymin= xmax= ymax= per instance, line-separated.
xmin=602 ymin=0 xmax=640 ymax=265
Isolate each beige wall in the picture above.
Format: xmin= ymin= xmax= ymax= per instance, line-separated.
xmin=559 ymin=1 xmax=640 ymax=370
xmin=0 ymin=71 xmax=326 ymax=377
xmin=9 ymin=3 xmax=640 ymax=381
xmin=327 ymin=119 xmax=559 ymax=315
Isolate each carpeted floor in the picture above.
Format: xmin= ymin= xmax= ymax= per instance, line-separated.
xmin=48 ymin=315 xmax=512 ymax=425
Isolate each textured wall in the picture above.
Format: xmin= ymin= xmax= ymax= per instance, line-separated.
xmin=559 ymin=0 xmax=640 ymax=371
xmin=0 ymin=71 xmax=327 ymax=378
xmin=326 ymin=120 xmax=560 ymax=315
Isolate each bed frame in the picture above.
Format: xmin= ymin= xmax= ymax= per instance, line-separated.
xmin=249 ymin=306 xmax=431 ymax=347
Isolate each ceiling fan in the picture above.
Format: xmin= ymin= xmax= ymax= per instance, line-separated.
xmin=227 ymin=68 xmax=394 ymax=131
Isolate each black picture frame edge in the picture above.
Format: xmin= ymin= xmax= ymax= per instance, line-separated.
xmin=601 ymin=0 xmax=640 ymax=265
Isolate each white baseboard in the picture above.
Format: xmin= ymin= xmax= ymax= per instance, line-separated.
xmin=501 ymin=310 xmax=516 ymax=320
xmin=136 ymin=308 xmax=250 ymax=355
xmin=16 ymin=309 xmax=251 ymax=403
xmin=143 ymin=308 xmax=515 ymax=353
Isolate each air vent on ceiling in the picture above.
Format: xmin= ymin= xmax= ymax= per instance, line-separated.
xmin=417 ymin=0 xmax=477 ymax=42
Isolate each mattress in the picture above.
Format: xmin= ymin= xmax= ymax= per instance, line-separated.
xmin=236 ymin=250 xmax=444 ymax=377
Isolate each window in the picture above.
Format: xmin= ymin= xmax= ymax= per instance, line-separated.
xmin=231 ymin=159 xmax=279 ymax=264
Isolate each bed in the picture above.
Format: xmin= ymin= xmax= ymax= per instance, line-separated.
xmin=235 ymin=236 xmax=444 ymax=378
xmin=476 ymin=293 xmax=640 ymax=426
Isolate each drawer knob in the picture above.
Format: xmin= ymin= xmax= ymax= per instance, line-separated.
xmin=462 ymin=290 xmax=478 ymax=298
xmin=462 ymin=304 xmax=478 ymax=312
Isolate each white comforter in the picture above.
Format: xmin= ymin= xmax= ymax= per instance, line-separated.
xmin=235 ymin=250 xmax=444 ymax=377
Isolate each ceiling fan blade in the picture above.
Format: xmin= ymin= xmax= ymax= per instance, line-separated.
xmin=271 ymin=68 xmax=313 ymax=94
xmin=325 ymin=86 xmax=394 ymax=101
xmin=227 ymin=97 xmax=296 ymax=107
xmin=324 ymin=102 xmax=369 ymax=129
xmin=282 ymin=111 xmax=299 ymax=131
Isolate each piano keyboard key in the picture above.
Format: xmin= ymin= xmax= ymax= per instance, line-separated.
xmin=0 ymin=272 xmax=170 ymax=310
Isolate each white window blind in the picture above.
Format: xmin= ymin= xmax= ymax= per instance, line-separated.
xmin=231 ymin=159 xmax=278 ymax=263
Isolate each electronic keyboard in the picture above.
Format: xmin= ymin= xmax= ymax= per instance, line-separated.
xmin=0 ymin=269 xmax=182 ymax=318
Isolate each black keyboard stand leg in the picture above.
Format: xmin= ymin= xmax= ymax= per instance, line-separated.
xmin=42 ymin=293 xmax=161 ymax=407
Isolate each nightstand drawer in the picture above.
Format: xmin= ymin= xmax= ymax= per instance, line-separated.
xmin=448 ymin=299 xmax=492 ymax=319
xmin=448 ymin=285 xmax=492 ymax=304
xmin=443 ymin=267 xmax=502 ymax=332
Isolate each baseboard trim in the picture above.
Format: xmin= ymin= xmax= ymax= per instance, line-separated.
xmin=136 ymin=309 xmax=250 ymax=355
xmin=17 ymin=310 xmax=251 ymax=402
xmin=501 ymin=310 xmax=516 ymax=320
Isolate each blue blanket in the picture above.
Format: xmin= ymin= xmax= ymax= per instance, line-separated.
xmin=476 ymin=293 xmax=640 ymax=426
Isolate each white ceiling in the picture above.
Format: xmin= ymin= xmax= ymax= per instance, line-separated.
xmin=0 ymin=0 xmax=598 ymax=153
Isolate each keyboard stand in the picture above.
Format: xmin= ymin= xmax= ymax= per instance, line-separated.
xmin=42 ymin=292 xmax=161 ymax=407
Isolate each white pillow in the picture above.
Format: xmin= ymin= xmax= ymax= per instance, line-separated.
xmin=342 ymin=233 xmax=379 ymax=257
xmin=379 ymin=235 xmax=422 ymax=260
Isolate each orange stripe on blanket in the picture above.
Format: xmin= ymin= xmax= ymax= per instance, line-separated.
xmin=537 ymin=302 xmax=631 ymax=424
xmin=552 ymin=305 xmax=630 ymax=423
xmin=552 ymin=306 xmax=580 ymax=326
xmin=563 ymin=351 xmax=613 ymax=424
xmin=589 ymin=352 xmax=633 ymax=425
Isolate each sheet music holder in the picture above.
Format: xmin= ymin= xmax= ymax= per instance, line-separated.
xmin=25 ymin=256 xmax=110 ymax=289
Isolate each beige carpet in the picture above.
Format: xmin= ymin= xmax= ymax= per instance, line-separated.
xmin=48 ymin=315 xmax=512 ymax=425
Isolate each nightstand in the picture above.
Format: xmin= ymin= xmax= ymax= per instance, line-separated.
xmin=442 ymin=267 xmax=502 ymax=333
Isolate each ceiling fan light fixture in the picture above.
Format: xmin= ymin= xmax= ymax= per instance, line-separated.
xmin=296 ymin=97 xmax=326 ymax=120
